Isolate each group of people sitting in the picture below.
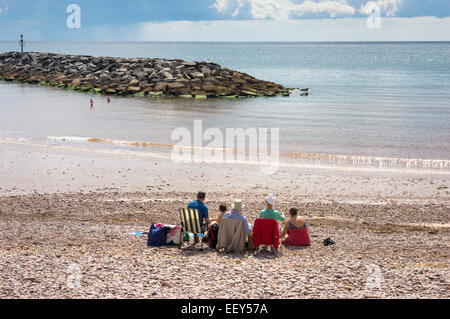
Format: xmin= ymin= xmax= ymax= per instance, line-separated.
xmin=187 ymin=192 xmax=311 ymax=250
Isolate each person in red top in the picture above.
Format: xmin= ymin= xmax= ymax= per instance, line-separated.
xmin=281 ymin=208 xmax=311 ymax=247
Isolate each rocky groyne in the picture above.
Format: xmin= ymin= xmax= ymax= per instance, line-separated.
xmin=0 ymin=52 xmax=290 ymax=98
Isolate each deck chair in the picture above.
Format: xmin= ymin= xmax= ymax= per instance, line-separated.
xmin=179 ymin=208 xmax=207 ymax=250
xmin=253 ymin=218 xmax=280 ymax=251
xmin=217 ymin=218 xmax=245 ymax=253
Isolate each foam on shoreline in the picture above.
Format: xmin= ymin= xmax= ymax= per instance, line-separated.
xmin=2 ymin=137 xmax=450 ymax=175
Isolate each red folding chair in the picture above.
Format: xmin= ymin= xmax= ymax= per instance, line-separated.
xmin=252 ymin=218 xmax=280 ymax=251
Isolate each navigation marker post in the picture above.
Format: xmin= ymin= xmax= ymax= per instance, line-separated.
xmin=20 ymin=34 xmax=24 ymax=53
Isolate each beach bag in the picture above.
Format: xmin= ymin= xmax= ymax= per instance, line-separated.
xmin=208 ymin=223 xmax=219 ymax=249
xmin=147 ymin=224 xmax=169 ymax=247
xmin=166 ymin=226 xmax=182 ymax=245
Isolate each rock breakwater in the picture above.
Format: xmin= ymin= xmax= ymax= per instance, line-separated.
xmin=0 ymin=52 xmax=290 ymax=98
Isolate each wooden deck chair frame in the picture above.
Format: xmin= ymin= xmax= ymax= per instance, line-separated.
xmin=179 ymin=208 xmax=207 ymax=251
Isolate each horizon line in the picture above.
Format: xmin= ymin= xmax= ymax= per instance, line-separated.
xmin=1 ymin=40 xmax=450 ymax=44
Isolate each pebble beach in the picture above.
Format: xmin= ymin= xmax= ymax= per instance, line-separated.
xmin=0 ymin=142 xmax=449 ymax=299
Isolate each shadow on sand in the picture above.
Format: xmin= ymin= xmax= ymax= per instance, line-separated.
xmin=175 ymin=243 xmax=289 ymax=259
xmin=148 ymin=242 xmax=310 ymax=260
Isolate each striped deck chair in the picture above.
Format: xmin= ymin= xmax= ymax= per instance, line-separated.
xmin=179 ymin=208 xmax=207 ymax=250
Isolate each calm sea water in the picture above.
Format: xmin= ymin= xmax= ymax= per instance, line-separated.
xmin=1 ymin=42 xmax=450 ymax=170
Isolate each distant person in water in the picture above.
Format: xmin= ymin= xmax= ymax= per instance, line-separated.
xmin=281 ymin=208 xmax=311 ymax=247
xmin=107 ymin=97 xmax=111 ymax=103
xmin=187 ymin=192 xmax=211 ymax=243
xmin=90 ymin=98 xmax=94 ymax=110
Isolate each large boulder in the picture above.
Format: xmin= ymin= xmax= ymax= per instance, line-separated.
xmin=153 ymin=82 xmax=168 ymax=92
xmin=127 ymin=86 xmax=141 ymax=93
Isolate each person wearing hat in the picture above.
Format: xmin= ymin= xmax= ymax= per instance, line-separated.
xmin=187 ymin=192 xmax=211 ymax=243
xmin=223 ymin=199 xmax=254 ymax=249
xmin=259 ymin=194 xmax=285 ymax=222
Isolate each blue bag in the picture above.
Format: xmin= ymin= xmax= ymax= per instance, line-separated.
xmin=147 ymin=224 xmax=169 ymax=247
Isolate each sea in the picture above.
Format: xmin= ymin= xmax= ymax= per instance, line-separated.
xmin=1 ymin=41 xmax=449 ymax=172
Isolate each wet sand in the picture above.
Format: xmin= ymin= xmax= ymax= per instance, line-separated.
xmin=0 ymin=143 xmax=449 ymax=298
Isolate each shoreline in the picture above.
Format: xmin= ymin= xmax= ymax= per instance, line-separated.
xmin=1 ymin=141 xmax=450 ymax=199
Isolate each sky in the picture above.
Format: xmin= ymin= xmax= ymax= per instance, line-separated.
xmin=0 ymin=0 xmax=449 ymax=41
